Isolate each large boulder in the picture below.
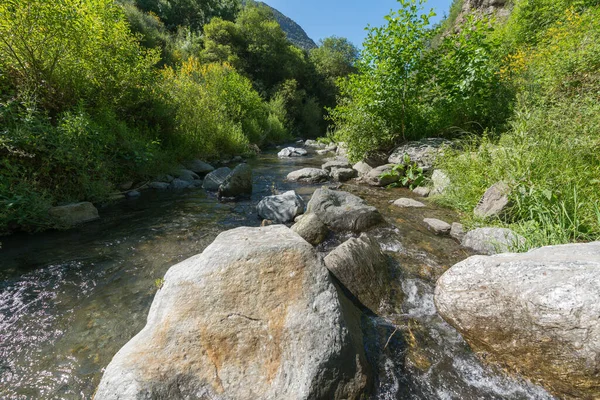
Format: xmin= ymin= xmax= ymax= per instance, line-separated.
xmin=324 ymin=234 xmax=398 ymax=314
xmin=176 ymin=168 xmax=200 ymax=182
xmin=474 ymin=182 xmax=511 ymax=219
xmin=352 ymin=162 xmax=372 ymax=177
xmin=257 ymin=190 xmax=305 ymax=223
xmin=306 ymin=188 xmax=384 ymax=232
xmin=48 ymin=202 xmax=99 ymax=226
xmin=364 ymin=164 xmax=399 ymax=187
xmin=331 ymin=168 xmax=357 ymax=182
xmin=218 ymin=164 xmax=253 ymax=198
xmin=184 ymin=160 xmax=215 ymax=176
xmin=291 ymin=213 xmax=330 ymax=246
xmin=95 ymin=226 xmax=370 ymax=400
xmin=203 ymin=167 xmax=231 ymax=191
xmin=388 ymin=138 xmax=451 ymax=171
xmin=322 ymin=160 xmax=352 ymax=172
xmin=278 ymin=147 xmax=308 ymax=157
xmin=287 ymin=168 xmax=329 ymax=183
xmin=461 ymin=227 xmax=524 ymax=255
xmin=434 ymin=242 xmax=600 ymax=399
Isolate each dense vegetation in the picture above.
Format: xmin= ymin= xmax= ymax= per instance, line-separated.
xmin=331 ymin=0 xmax=600 ymax=247
xmin=0 ymin=0 xmax=355 ymax=234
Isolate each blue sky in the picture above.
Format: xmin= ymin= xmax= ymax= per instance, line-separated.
xmin=261 ymin=0 xmax=454 ymax=47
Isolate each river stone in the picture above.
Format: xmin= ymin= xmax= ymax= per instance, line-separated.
xmin=388 ymin=138 xmax=451 ymax=171
xmin=307 ymin=188 xmax=384 ymax=232
xmin=322 ymin=160 xmax=352 ymax=172
xmin=287 ymin=168 xmax=329 ymax=183
xmin=149 ymin=182 xmax=170 ymax=190
xmin=203 ymin=167 xmax=231 ymax=191
xmin=324 ymin=234 xmax=397 ymax=314
xmin=278 ymin=147 xmax=308 ymax=157
xmin=177 ymin=168 xmax=200 ymax=182
xmin=304 ymin=139 xmax=326 ymax=149
xmin=331 ymin=168 xmax=357 ymax=182
xmin=126 ymin=190 xmax=141 ymax=198
xmin=316 ymin=149 xmax=329 ymax=155
xmin=169 ymin=178 xmax=192 ymax=190
xmin=450 ymin=222 xmax=466 ymax=242
xmin=94 ymin=226 xmax=370 ymax=400
xmin=156 ymin=174 xmax=174 ymax=183
xmin=48 ymin=202 xmax=99 ymax=226
xmin=431 ymin=170 xmax=450 ymax=195
xmin=365 ymin=164 xmax=400 ymax=187
xmin=434 ymin=241 xmax=600 ymax=399
xmin=352 ymin=162 xmax=372 ymax=177
xmin=291 ymin=213 xmax=329 ymax=246
xmin=257 ymin=190 xmax=305 ymax=223
xmin=474 ymin=182 xmax=511 ymax=219
xmin=461 ymin=227 xmax=525 ymax=255
xmin=185 ymin=159 xmax=214 ymax=175
xmin=393 ymin=198 xmax=425 ymax=208
xmin=218 ymin=164 xmax=253 ymax=198
xmin=412 ymin=187 xmax=430 ymax=197
xmin=423 ymin=218 xmax=451 ymax=235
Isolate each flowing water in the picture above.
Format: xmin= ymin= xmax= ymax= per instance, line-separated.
xmin=0 ymin=150 xmax=554 ymax=399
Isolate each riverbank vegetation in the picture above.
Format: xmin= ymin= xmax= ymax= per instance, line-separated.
xmin=0 ymin=0 xmax=357 ymax=234
xmin=330 ymin=0 xmax=600 ymax=247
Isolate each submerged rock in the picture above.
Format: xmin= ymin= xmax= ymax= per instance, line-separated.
xmin=257 ymin=190 xmax=305 ymax=223
xmin=461 ymin=227 xmax=524 ymax=255
xmin=48 ymin=202 xmax=99 ymax=226
xmin=95 ymin=226 xmax=370 ymax=400
xmin=435 ymin=241 xmax=600 ymax=399
xmin=388 ymin=138 xmax=451 ymax=171
xmin=307 ymin=188 xmax=384 ymax=232
xmin=393 ymin=198 xmax=425 ymax=208
xmin=202 ymin=167 xmax=231 ymax=191
xmin=423 ymin=218 xmax=451 ymax=235
xmin=287 ymin=168 xmax=329 ymax=183
xmin=218 ymin=164 xmax=252 ymax=199
xmin=474 ymin=182 xmax=511 ymax=219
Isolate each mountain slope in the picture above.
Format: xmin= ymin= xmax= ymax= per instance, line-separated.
xmin=259 ymin=2 xmax=317 ymax=50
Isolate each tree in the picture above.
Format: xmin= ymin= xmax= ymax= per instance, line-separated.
xmin=310 ymin=36 xmax=358 ymax=79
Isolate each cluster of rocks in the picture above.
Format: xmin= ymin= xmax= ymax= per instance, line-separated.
xmin=286 ymin=158 xmax=360 ymax=184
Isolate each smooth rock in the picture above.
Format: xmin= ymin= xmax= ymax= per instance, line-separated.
xmin=388 ymin=138 xmax=451 ymax=171
xmin=177 ymin=168 xmax=200 ymax=182
xmin=156 ymin=174 xmax=174 ymax=183
xmin=392 ymin=198 xmax=425 ymax=208
xmin=431 ymin=170 xmax=450 ymax=195
xmin=304 ymin=139 xmax=326 ymax=149
xmin=149 ymin=182 xmax=170 ymax=190
xmin=423 ymin=218 xmax=451 ymax=235
xmin=202 ymin=167 xmax=232 ymax=191
xmin=257 ymin=190 xmax=305 ymax=224
xmin=218 ymin=164 xmax=252 ymax=198
xmin=291 ymin=213 xmax=329 ymax=246
xmin=307 ymin=188 xmax=384 ymax=232
xmin=126 ymin=190 xmax=141 ymax=198
xmin=412 ymin=187 xmax=430 ymax=197
xmin=461 ymin=227 xmax=525 ymax=255
xmin=324 ymin=234 xmax=397 ymax=314
xmin=278 ymin=147 xmax=308 ymax=157
xmin=48 ymin=202 xmax=99 ymax=226
xmin=322 ymin=160 xmax=352 ymax=172
xmin=352 ymin=162 xmax=373 ymax=177
xmin=365 ymin=164 xmax=399 ymax=187
xmin=435 ymin=241 xmax=600 ymax=399
xmin=474 ymin=182 xmax=511 ymax=219
xmin=450 ymin=222 xmax=465 ymax=242
xmin=316 ymin=149 xmax=330 ymax=155
xmin=95 ymin=226 xmax=370 ymax=400
xmin=331 ymin=168 xmax=358 ymax=182
xmin=184 ymin=159 xmax=214 ymax=175
xmin=169 ymin=178 xmax=192 ymax=190
xmin=287 ymin=168 xmax=329 ymax=183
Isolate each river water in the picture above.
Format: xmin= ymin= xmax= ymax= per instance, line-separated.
xmin=0 ymin=150 xmax=554 ymax=399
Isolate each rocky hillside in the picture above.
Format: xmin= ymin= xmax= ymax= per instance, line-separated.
xmin=259 ymin=2 xmax=317 ymax=50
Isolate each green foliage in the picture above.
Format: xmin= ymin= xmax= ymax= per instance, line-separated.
xmin=380 ymin=155 xmax=425 ymax=189
xmin=134 ymin=0 xmax=240 ymax=31
xmin=310 ymin=36 xmax=358 ymax=79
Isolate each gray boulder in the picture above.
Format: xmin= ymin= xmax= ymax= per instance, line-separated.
xmin=322 ymin=160 xmax=352 ymax=172
xmin=324 ymin=234 xmax=398 ymax=314
xmin=365 ymin=164 xmax=399 ymax=187
xmin=304 ymin=139 xmax=326 ymax=149
xmin=352 ymin=162 xmax=372 ymax=177
xmin=431 ymin=170 xmax=450 ymax=195
xmin=392 ymin=198 xmax=425 ymax=208
xmin=278 ymin=147 xmax=308 ymax=157
xmin=307 ymin=188 xmax=384 ymax=232
xmin=257 ymin=190 xmax=305 ymax=223
xmin=291 ymin=213 xmax=329 ymax=246
xmin=48 ymin=202 xmax=99 ymax=226
xmin=412 ymin=187 xmax=430 ymax=197
xmin=287 ymin=168 xmax=329 ymax=183
xmin=434 ymin=241 xmax=600 ymax=399
xmin=184 ymin=159 xmax=214 ymax=175
xmin=149 ymin=182 xmax=170 ymax=190
xmin=450 ymin=222 xmax=466 ymax=242
xmin=474 ymin=182 xmax=511 ymax=219
xmin=388 ymin=138 xmax=451 ymax=171
xmin=176 ymin=168 xmax=200 ymax=182
xmin=169 ymin=178 xmax=192 ymax=190
xmin=203 ymin=167 xmax=231 ymax=191
xmin=331 ymin=168 xmax=357 ymax=182
xmin=95 ymin=226 xmax=370 ymax=400
xmin=218 ymin=164 xmax=253 ymax=198
xmin=423 ymin=218 xmax=451 ymax=235
xmin=461 ymin=227 xmax=524 ymax=255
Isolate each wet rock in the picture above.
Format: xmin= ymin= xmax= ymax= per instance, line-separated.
xmin=388 ymin=138 xmax=451 ymax=171
xmin=324 ymin=234 xmax=397 ymax=314
xmin=156 ymin=174 xmax=174 ymax=183
xmin=474 ymin=182 xmax=511 ymax=219
xmin=461 ymin=227 xmax=524 ymax=255
xmin=316 ymin=149 xmax=330 ymax=155
xmin=307 ymin=188 xmax=384 ymax=232
xmin=148 ymin=182 xmax=170 ymax=190
xmin=287 ymin=168 xmax=329 ymax=183
xmin=412 ymin=187 xmax=430 ymax=197
xmin=431 ymin=170 xmax=450 ymax=195
xmin=184 ymin=159 xmax=214 ymax=175
xmin=177 ymin=168 xmax=200 ymax=182
xmin=365 ymin=164 xmax=399 ymax=187
xmin=331 ymin=168 xmax=357 ymax=182
xmin=423 ymin=218 xmax=451 ymax=235
xmin=48 ymin=202 xmax=99 ymax=226
xmin=322 ymin=160 xmax=352 ymax=172
xmin=95 ymin=226 xmax=370 ymax=400
xmin=202 ymin=167 xmax=231 ymax=191
xmin=450 ymin=222 xmax=465 ymax=242
xmin=352 ymin=162 xmax=372 ymax=177
xmin=218 ymin=164 xmax=252 ymax=199
xmin=434 ymin=241 xmax=600 ymax=399
xmin=119 ymin=181 xmax=134 ymax=191
xmin=304 ymin=139 xmax=326 ymax=149
xmin=291 ymin=213 xmax=329 ymax=246
xmin=278 ymin=147 xmax=308 ymax=157
xmin=257 ymin=190 xmax=305 ymax=224
xmin=325 ymin=144 xmax=338 ymax=152
xmin=169 ymin=178 xmax=192 ymax=190
xmin=393 ymin=198 xmax=425 ymax=208
xmin=126 ymin=190 xmax=141 ymax=198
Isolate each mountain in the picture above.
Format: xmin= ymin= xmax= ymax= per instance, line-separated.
xmin=259 ymin=2 xmax=317 ymax=50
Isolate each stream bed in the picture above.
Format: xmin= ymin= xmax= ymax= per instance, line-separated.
xmin=0 ymin=150 xmax=554 ymax=399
